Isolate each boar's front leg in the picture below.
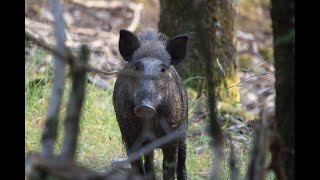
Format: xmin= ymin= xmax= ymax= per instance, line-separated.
xmin=144 ymin=150 xmax=156 ymax=180
xmin=124 ymin=135 xmax=145 ymax=176
xmin=177 ymin=137 xmax=187 ymax=180
xmin=162 ymin=141 xmax=179 ymax=180
xmin=127 ymin=147 xmax=145 ymax=176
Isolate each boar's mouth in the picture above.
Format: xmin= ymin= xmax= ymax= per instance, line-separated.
xmin=134 ymin=104 xmax=156 ymax=119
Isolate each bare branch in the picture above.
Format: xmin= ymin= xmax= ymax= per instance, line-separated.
xmin=26 ymin=30 xmax=69 ymax=62
xmin=40 ymin=0 xmax=67 ymax=157
xmin=60 ymin=45 xmax=89 ymax=160
xmin=116 ymin=130 xmax=186 ymax=166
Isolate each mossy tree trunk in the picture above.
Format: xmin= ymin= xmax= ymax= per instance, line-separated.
xmin=159 ymin=0 xmax=240 ymax=103
xmin=271 ymin=0 xmax=295 ymax=179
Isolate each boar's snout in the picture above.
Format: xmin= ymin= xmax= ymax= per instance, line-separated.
xmin=134 ymin=103 xmax=156 ymax=119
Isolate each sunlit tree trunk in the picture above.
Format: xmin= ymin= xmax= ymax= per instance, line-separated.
xmin=159 ymin=0 xmax=240 ymax=103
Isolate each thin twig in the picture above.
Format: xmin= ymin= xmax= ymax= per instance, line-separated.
xmin=40 ymin=0 xmax=67 ymax=157
xmin=217 ymin=72 xmax=271 ymax=92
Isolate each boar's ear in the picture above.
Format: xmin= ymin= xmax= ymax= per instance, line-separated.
xmin=119 ymin=29 xmax=140 ymax=61
xmin=166 ymin=35 xmax=188 ymax=65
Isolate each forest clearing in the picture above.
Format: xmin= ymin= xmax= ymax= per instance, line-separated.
xmin=25 ymin=0 xmax=294 ymax=179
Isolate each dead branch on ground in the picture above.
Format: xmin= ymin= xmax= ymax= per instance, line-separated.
xmin=25 ymin=152 xmax=144 ymax=180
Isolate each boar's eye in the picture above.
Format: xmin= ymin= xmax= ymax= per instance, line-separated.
xmin=160 ymin=64 xmax=167 ymax=73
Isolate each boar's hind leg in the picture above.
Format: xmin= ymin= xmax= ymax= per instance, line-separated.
xmin=162 ymin=142 xmax=179 ymax=180
xmin=177 ymin=138 xmax=187 ymax=180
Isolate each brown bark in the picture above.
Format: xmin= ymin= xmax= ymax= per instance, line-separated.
xmin=192 ymin=1 xmax=225 ymax=179
xmin=159 ymin=0 xmax=240 ymax=103
xmin=271 ymin=0 xmax=295 ymax=179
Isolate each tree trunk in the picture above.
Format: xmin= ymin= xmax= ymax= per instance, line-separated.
xmin=271 ymin=0 xmax=295 ymax=179
xmin=159 ymin=0 xmax=240 ymax=103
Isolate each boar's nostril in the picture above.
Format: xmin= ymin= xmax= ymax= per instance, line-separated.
xmin=134 ymin=105 xmax=156 ymax=118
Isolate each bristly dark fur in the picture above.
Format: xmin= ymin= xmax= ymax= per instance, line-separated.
xmin=137 ymin=27 xmax=169 ymax=43
xmin=132 ymin=28 xmax=195 ymax=66
xmin=133 ymin=28 xmax=170 ymax=65
xmin=114 ymin=28 xmax=191 ymax=180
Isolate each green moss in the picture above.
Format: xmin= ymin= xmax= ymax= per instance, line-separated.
xmin=259 ymin=48 xmax=274 ymax=61
xmin=239 ymin=54 xmax=253 ymax=69
xmin=218 ymin=101 xmax=258 ymax=122
xmin=208 ymin=0 xmax=240 ymax=104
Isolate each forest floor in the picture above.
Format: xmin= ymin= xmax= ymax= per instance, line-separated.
xmin=25 ymin=0 xmax=275 ymax=179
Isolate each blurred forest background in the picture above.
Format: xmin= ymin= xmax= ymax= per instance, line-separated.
xmin=25 ymin=0 xmax=294 ymax=179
